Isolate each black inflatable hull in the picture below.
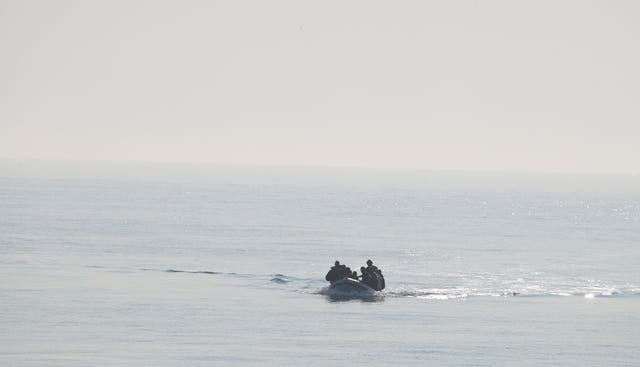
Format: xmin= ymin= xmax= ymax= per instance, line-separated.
xmin=328 ymin=278 xmax=377 ymax=296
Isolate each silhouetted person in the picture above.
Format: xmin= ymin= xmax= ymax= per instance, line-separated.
xmin=365 ymin=259 xmax=379 ymax=274
xmin=343 ymin=265 xmax=352 ymax=278
xmin=365 ymin=260 xmax=385 ymax=290
xmin=360 ymin=266 xmax=373 ymax=287
xmin=325 ymin=261 xmax=342 ymax=283
xmin=351 ymin=271 xmax=358 ymax=279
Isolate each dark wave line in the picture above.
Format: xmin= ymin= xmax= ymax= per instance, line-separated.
xmin=270 ymin=274 xmax=295 ymax=283
xmin=165 ymin=269 xmax=224 ymax=275
xmin=142 ymin=268 xmax=296 ymax=281
xmin=160 ymin=269 xmax=302 ymax=284
xmin=140 ymin=268 xmax=229 ymax=275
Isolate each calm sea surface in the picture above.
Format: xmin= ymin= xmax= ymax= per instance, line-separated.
xmin=1 ymin=165 xmax=639 ymax=366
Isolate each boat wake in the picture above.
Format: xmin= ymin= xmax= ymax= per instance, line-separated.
xmin=382 ymin=285 xmax=631 ymax=299
xmin=270 ymin=274 xmax=294 ymax=284
xmin=164 ymin=269 xmax=224 ymax=275
xmin=143 ymin=268 xmax=638 ymax=300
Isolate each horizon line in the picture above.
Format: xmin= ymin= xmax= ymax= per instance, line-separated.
xmin=1 ymin=157 xmax=638 ymax=177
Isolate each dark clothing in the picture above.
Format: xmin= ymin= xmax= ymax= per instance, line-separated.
xmin=364 ymin=264 xmax=385 ymax=290
xmin=325 ymin=267 xmax=341 ymax=283
xmin=326 ymin=264 xmax=353 ymax=283
xmin=368 ymin=271 xmax=384 ymax=291
xmin=360 ymin=271 xmax=370 ymax=281
xmin=360 ymin=270 xmax=373 ymax=288
xmin=327 ymin=262 xmax=379 ymax=285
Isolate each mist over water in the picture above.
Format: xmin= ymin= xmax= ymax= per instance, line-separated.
xmin=1 ymin=161 xmax=639 ymax=366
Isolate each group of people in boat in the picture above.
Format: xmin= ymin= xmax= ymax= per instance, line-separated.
xmin=325 ymin=259 xmax=385 ymax=291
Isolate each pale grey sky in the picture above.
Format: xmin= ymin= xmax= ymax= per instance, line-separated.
xmin=1 ymin=1 xmax=639 ymax=174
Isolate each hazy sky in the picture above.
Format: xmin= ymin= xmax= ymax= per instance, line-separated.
xmin=1 ymin=1 xmax=639 ymax=174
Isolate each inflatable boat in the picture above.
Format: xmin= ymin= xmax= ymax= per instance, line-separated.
xmin=328 ymin=278 xmax=377 ymax=296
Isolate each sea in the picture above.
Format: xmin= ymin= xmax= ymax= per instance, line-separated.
xmin=1 ymin=160 xmax=639 ymax=366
